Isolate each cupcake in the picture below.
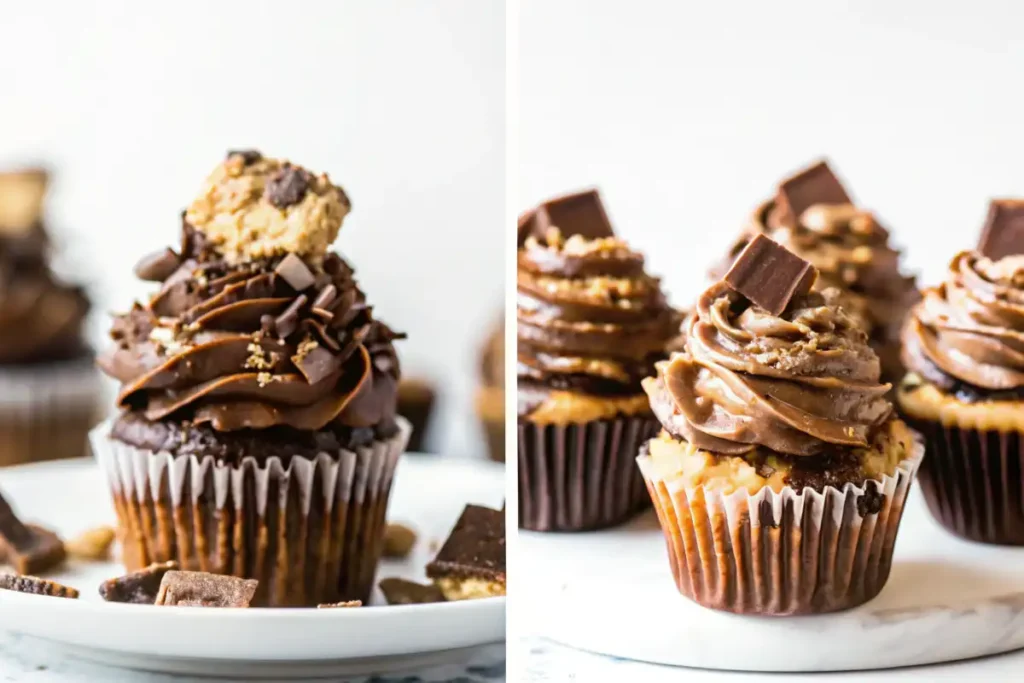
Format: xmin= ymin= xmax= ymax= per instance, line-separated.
xmin=477 ymin=318 xmax=505 ymax=462
xmin=0 ymin=168 xmax=98 ymax=467
xmin=517 ymin=189 xmax=681 ymax=531
xmin=397 ymin=377 xmax=436 ymax=452
xmin=899 ymin=200 xmax=1024 ymax=544
xmin=714 ymin=160 xmax=918 ymax=384
xmin=92 ymin=151 xmax=409 ymax=606
xmin=640 ymin=234 xmax=923 ymax=615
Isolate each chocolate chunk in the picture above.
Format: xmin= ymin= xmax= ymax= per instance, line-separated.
xmin=723 ymin=234 xmax=818 ymax=316
xmin=382 ymin=522 xmax=417 ymax=559
xmin=977 ymin=199 xmax=1024 ymax=260
xmin=227 ymin=149 xmax=263 ymax=165
xmin=0 ymin=574 xmax=78 ymax=599
xmin=274 ymin=253 xmax=316 ymax=291
xmin=260 ymin=314 xmax=276 ymax=336
xmin=265 ymin=166 xmax=312 ymax=209
xmin=99 ymin=561 xmax=178 ymax=605
xmin=154 ymin=570 xmax=258 ymax=608
xmin=133 ymin=248 xmax=181 ymax=282
xmin=776 ymin=160 xmax=852 ymax=227
xmin=0 ymin=492 xmax=65 ymax=575
xmin=426 ymin=504 xmax=505 ymax=592
xmin=378 ymin=578 xmax=446 ymax=605
xmin=857 ymin=481 xmax=884 ymax=517
xmin=317 ymin=600 xmax=362 ymax=608
xmin=293 ymin=343 xmax=340 ymax=385
xmin=518 ymin=189 xmax=614 ymax=245
xmin=274 ymin=294 xmax=307 ymax=339
xmin=313 ymin=284 xmax=338 ymax=310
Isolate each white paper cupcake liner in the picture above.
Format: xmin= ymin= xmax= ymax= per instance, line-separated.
xmin=637 ymin=431 xmax=924 ymax=615
xmin=90 ymin=416 xmax=410 ymax=606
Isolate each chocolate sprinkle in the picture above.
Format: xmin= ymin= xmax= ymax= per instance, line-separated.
xmin=274 ymin=253 xmax=316 ymax=291
xmin=977 ymin=199 xmax=1024 ymax=261
xmin=0 ymin=574 xmax=78 ymax=599
xmin=227 ymin=149 xmax=263 ymax=165
xmin=133 ymin=248 xmax=181 ymax=282
xmin=265 ymin=166 xmax=312 ymax=209
xmin=775 ymin=160 xmax=852 ymax=227
xmin=723 ymin=234 xmax=818 ymax=316
xmin=274 ymin=294 xmax=307 ymax=339
xmin=99 ymin=561 xmax=178 ymax=605
xmin=154 ymin=570 xmax=258 ymax=608
xmin=313 ymin=284 xmax=338 ymax=310
xmin=519 ymin=189 xmax=614 ymax=245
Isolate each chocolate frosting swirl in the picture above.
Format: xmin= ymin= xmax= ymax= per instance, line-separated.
xmin=715 ymin=200 xmax=918 ymax=380
xmin=517 ymin=229 xmax=680 ymax=404
xmin=645 ymin=283 xmax=892 ymax=456
xmin=98 ymin=221 xmax=402 ymax=433
xmin=902 ymin=251 xmax=1024 ymax=395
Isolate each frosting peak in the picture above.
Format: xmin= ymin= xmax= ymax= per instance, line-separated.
xmin=184 ymin=152 xmax=351 ymax=265
xmin=645 ymin=283 xmax=892 ymax=456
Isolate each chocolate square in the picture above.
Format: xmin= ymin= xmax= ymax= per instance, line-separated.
xmin=99 ymin=561 xmax=178 ymax=605
xmin=518 ymin=189 xmax=613 ymax=245
xmin=723 ymin=234 xmax=817 ymax=316
xmin=978 ymin=199 xmax=1024 ymax=260
xmin=426 ymin=504 xmax=505 ymax=590
xmin=154 ymin=571 xmax=257 ymax=608
xmin=776 ymin=160 xmax=852 ymax=227
xmin=0 ymin=491 xmax=65 ymax=575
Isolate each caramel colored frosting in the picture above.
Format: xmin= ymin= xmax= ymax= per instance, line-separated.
xmin=716 ymin=200 xmax=918 ymax=380
xmin=644 ymin=282 xmax=892 ymax=457
xmin=517 ymin=229 xmax=681 ymax=417
xmin=0 ymin=169 xmax=90 ymax=364
xmin=185 ymin=151 xmax=351 ymax=265
xmin=98 ymin=154 xmax=401 ymax=433
xmin=902 ymin=251 xmax=1024 ymax=399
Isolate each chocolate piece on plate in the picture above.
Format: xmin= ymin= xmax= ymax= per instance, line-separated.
xmin=317 ymin=600 xmax=362 ymax=609
xmin=378 ymin=578 xmax=446 ymax=605
xmin=0 ymin=491 xmax=65 ymax=575
xmin=723 ymin=234 xmax=818 ymax=316
xmin=426 ymin=504 xmax=506 ymax=600
xmin=154 ymin=570 xmax=258 ymax=608
xmin=99 ymin=561 xmax=179 ymax=605
xmin=0 ymin=574 xmax=78 ymax=599
xmin=382 ymin=522 xmax=417 ymax=559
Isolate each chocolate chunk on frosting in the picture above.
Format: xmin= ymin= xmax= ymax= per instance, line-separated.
xmin=645 ymin=281 xmax=892 ymax=456
xmin=902 ymin=250 xmax=1024 ymax=394
xmin=517 ymin=223 xmax=681 ymax=405
xmin=978 ymin=199 xmax=1024 ymax=261
xmin=517 ymin=188 xmax=613 ymax=246
xmin=775 ymin=160 xmax=852 ymax=227
xmin=723 ymin=234 xmax=816 ymax=316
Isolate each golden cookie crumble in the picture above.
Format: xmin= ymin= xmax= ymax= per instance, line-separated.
xmin=184 ymin=151 xmax=351 ymax=264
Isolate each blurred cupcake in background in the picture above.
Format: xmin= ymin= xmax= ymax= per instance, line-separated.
xmin=397 ymin=377 xmax=436 ymax=452
xmin=0 ymin=168 xmax=99 ymax=467
xmin=518 ymin=189 xmax=681 ymax=531
xmin=713 ymin=160 xmax=918 ymax=384
xmin=477 ymin=316 xmax=505 ymax=462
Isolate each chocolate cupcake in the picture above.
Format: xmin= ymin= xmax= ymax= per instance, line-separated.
xmin=477 ymin=318 xmax=505 ymax=462
xmin=714 ymin=160 xmax=918 ymax=384
xmin=397 ymin=377 xmax=436 ymax=452
xmin=640 ymin=235 xmax=923 ymax=615
xmin=517 ymin=190 xmax=681 ymax=531
xmin=0 ymin=169 xmax=98 ymax=467
xmin=92 ymin=152 xmax=409 ymax=606
xmin=899 ymin=202 xmax=1024 ymax=544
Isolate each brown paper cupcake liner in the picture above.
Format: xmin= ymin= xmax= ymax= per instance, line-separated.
xmin=637 ymin=435 xmax=924 ymax=615
xmin=90 ymin=418 xmax=409 ymax=606
xmin=519 ymin=416 xmax=658 ymax=532
xmin=909 ymin=418 xmax=1024 ymax=545
xmin=0 ymin=360 xmax=101 ymax=467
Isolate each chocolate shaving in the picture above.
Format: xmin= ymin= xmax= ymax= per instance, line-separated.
xmin=227 ymin=149 xmax=263 ymax=165
xmin=99 ymin=561 xmax=178 ymax=604
xmin=265 ymin=166 xmax=312 ymax=209
xmin=518 ymin=189 xmax=614 ymax=246
xmin=275 ymin=253 xmax=316 ymax=291
xmin=723 ymin=234 xmax=818 ymax=316
xmin=313 ymin=284 xmax=338 ymax=310
xmin=154 ymin=570 xmax=257 ymax=607
xmin=977 ymin=199 xmax=1024 ymax=260
xmin=274 ymin=294 xmax=307 ymax=339
xmin=0 ymin=574 xmax=78 ymax=599
xmin=0 ymin=492 xmax=65 ymax=575
xmin=775 ymin=160 xmax=852 ymax=227
xmin=133 ymin=248 xmax=181 ymax=282
xmin=378 ymin=578 xmax=446 ymax=605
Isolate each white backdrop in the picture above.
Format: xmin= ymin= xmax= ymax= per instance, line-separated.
xmin=0 ymin=0 xmax=505 ymax=457
xmin=520 ymin=0 xmax=1024 ymax=311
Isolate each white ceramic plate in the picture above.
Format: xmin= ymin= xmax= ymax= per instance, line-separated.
xmin=521 ymin=488 xmax=1024 ymax=672
xmin=0 ymin=455 xmax=506 ymax=678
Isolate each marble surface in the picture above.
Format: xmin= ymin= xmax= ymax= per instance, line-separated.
xmin=0 ymin=634 xmax=505 ymax=682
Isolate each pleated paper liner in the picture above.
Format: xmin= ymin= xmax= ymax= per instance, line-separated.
xmin=90 ymin=417 xmax=409 ymax=607
xmin=0 ymin=360 xmax=101 ymax=467
xmin=909 ymin=418 xmax=1024 ymax=545
xmin=637 ymin=435 xmax=924 ymax=615
xmin=519 ymin=416 xmax=659 ymax=531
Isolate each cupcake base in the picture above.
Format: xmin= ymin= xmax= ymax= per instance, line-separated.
xmin=519 ymin=416 xmax=657 ymax=532
xmin=91 ymin=417 xmax=409 ymax=607
xmin=637 ymin=435 xmax=924 ymax=615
